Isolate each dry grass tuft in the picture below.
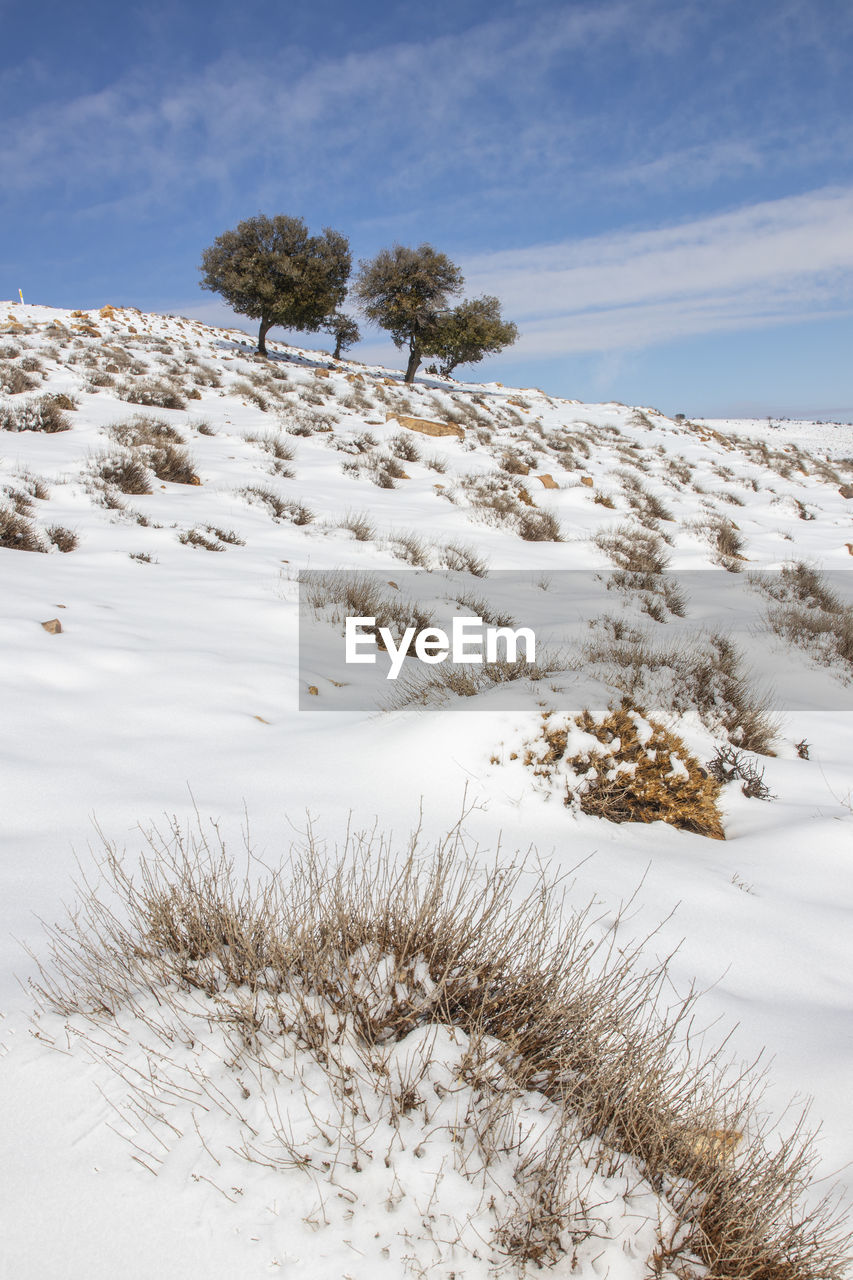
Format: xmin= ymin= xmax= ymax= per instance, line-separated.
xmin=752 ymin=562 xmax=853 ymax=679
xmin=0 ymin=504 xmax=46 ymax=552
xmin=117 ymin=377 xmax=187 ymax=410
xmin=92 ymin=451 xmax=153 ymax=495
xmin=244 ymin=431 xmax=295 ymax=476
xmin=147 ymin=443 xmax=199 ymax=485
xmin=440 ymin=540 xmax=489 ymax=576
xmin=242 ymin=484 xmax=313 ymax=525
xmin=580 ymin=620 xmax=778 ymax=753
xmin=595 ymin=525 xmax=686 ymax=618
xmin=337 ymin=509 xmax=375 ymax=541
xmin=527 ymin=708 xmax=725 ymax=838
xmin=28 ymin=818 xmax=852 ymax=1280
xmin=0 ymin=396 xmax=72 ymax=433
xmin=107 ymin=415 xmax=185 ymax=446
xmin=45 ymin=525 xmax=79 ymax=553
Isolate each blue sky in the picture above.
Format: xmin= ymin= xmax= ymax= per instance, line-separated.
xmin=2 ymin=0 xmax=852 ymax=418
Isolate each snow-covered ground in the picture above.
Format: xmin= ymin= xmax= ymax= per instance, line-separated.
xmin=1 ymin=302 xmax=852 ymax=1277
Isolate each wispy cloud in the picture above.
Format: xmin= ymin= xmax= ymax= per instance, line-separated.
xmin=2 ymin=0 xmax=827 ymax=222
xmin=462 ymin=187 xmax=853 ymax=353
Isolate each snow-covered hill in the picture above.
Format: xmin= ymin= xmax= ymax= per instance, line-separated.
xmin=1 ymin=302 xmax=852 ymax=1278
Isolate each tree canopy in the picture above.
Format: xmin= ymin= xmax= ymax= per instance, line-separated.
xmin=199 ymin=214 xmax=351 ymax=356
xmin=353 ymin=243 xmax=464 ymax=383
xmin=323 ymin=311 xmax=361 ymax=360
xmin=422 ymin=295 xmax=519 ymax=377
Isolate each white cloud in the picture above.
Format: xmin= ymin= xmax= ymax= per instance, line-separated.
xmin=462 ymin=187 xmax=853 ymax=353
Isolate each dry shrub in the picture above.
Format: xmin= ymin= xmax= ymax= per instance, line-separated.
xmin=386 ymin=648 xmax=562 ymax=709
xmin=0 ymin=396 xmax=72 ymax=433
xmin=752 ymin=563 xmax=853 ymax=678
xmin=93 ymin=451 xmax=152 ymax=495
xmin=45 ymin=525 xmax=78 ymax=553
xmin=389 ymin=430 xmax=421 ymax=462
xmin=596 ymin=523 xmax=670 ymax=575
xmin=461 ymin=474 xmax=523 ymax=527
xmin=596 ymin=525 xmax=686 ymax=618
xmin=528 ymin=707 xmax=724 ymax=838
xmin=580 ymin=620 xmax=778 ymax=753
xmin=689 ymin=517 xmax=746 ymax=571
xmin=244 ymin=431 xmax=295 ymax=476
xmin=302 ymin=569 xmax=433 ymax=637
xmin=117 ymin=377 xmax=187 ymax=410
xmin=0 ymin=364 xmax=39 ymax=394
xmin=241 ymin=484 xmax=313 ymax=524
xmin=707 ymin=745 xmax=774 ymax=800
xmin=148 ymin=443 xmax=199 ymax=485
xmin=517 ymin=508 xmax=562 ymax=541
xmin=107 ymin=415 xmax=185 ymax=447
xmin=500 ymin=449 xmax=530 ymax=475
xmin=29 ymin=819 xmax=852 ymax=1280
xmin=337 ymin=509 xmax=375 ymax=541
xmin=370 ymin=453 xmax=408 ymax=488
xmin=178 ymin=526 xmax=224 ymax=551
xmin=440 ymin=540 xmax=488 ymax=576
xmin=209 ymin=526 xmax=244 ymax=546
xmin=387 ymin=529 xmax=430 ymax=566
xmin=233 ymin=377 xmax=271 ymax=411
xmin=619 ymin=472 xmax=674 ymax=523
xmin=0 ymin=504 xmax=46 ymax=552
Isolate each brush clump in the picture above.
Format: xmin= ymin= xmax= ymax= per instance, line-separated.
xmin=526 ymin=707 xmax=725 ymax=839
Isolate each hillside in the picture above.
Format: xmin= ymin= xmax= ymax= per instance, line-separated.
xmin=1 ymin=302 xmax=852 ymax=1278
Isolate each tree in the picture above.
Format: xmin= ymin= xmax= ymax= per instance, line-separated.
xmin=422 ymin=295 xmax=518 ymax=377
xmin=323 ymin=311 xmax=361 ymax=360
xmin=199 ymin=214 xmax=351 ymax=357
xmin=353 ymin=243 xmax=463 ymax=383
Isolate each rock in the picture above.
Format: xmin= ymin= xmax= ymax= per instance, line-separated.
xmin=386 ymin=412 xmax=464 ymax=439
xmin=41 ymin=619 xmax=62 ymax=635
xmin=536 ymin=474 xmax=558 ymax=489
xmin=580 ymin=476 xmax=594 ymax=487
xmin=839 ymin=485 xmax=853 ymax=499
xmin=313 ymin=368 xmax=330 ymax=379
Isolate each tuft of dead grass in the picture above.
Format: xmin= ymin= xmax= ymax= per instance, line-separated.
xmin=242 ymin=484 xmax=313 ymax=525
xmin=92 ymin=451 xmax=153 ymax=495
xmin=27 ymin=817 xmax=853 ymax=1280
xmin=580 ymin=619 xmax=778 ymax=753
xmin=527 ymin=707 xmax=724 ymax=838
xmin=0 ymin=396 xmax=72 ymax=433
xmin=752 ymin=562 xmax=853 ymax=679
xmin=0 ymin=504 xmax=46 ymax=552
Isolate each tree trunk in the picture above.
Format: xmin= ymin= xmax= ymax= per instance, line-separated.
xmin=334 ymin=335 xmax=343 ymax=360
xmin=404 ymin=344 xmax=421 ymax=384
xmin=257 ymin=316 xmax=273 ymax=356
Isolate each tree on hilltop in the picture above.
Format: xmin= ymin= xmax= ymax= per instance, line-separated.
xmin=353 ymin=243 xmax=464 ymax=383
xmin=422 ymin=295 xmax=518 ymax=378
xmin=199 ymin=215 xmax=351 ymax=357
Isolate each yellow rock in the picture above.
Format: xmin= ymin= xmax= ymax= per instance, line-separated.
xmin=386 ymin=412 xmax=463 ymax=439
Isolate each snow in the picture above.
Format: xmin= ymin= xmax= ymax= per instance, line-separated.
xmin=1 ymin=302 xmax=852 ymax=1276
